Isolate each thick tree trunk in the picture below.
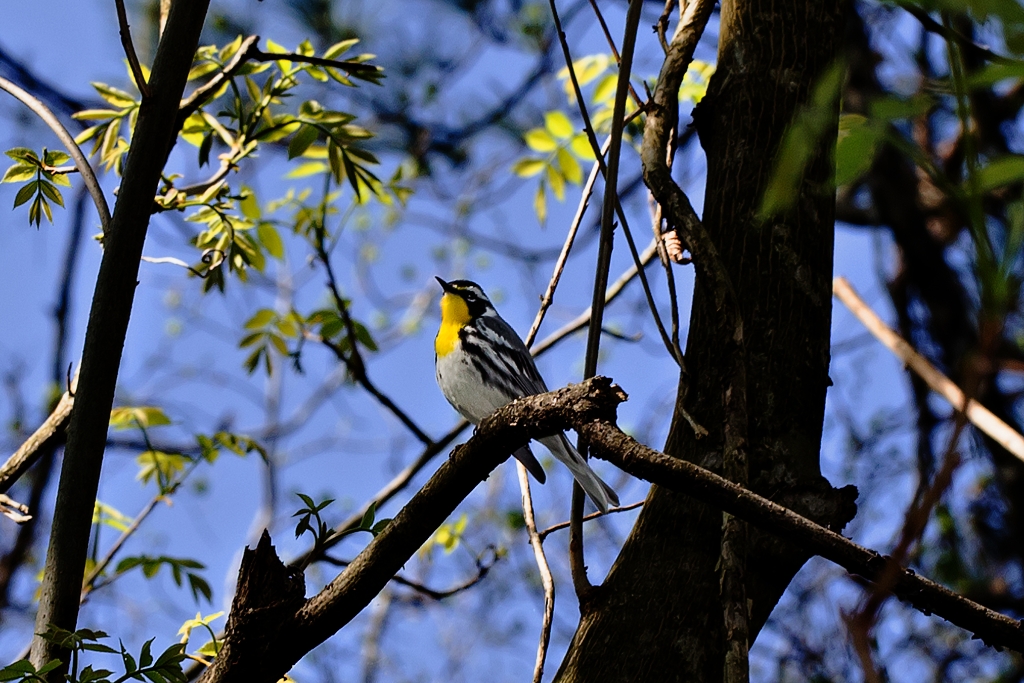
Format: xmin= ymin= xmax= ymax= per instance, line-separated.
xmin=555 ymin=1 xmax=852 ymax=680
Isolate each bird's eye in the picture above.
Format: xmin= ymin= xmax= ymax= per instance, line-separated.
xmin=464 ymin=293 xmax=476 ymax=302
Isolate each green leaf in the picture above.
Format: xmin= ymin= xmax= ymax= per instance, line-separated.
xmin=353 ymin=321 xmax=378 ymax=351
xmin=557 ymin=148 xmax=583 ymax=185
xmin=245 ymin=309 xmax=277 ymax=330
xmin=92 ymin=82 xmax=137 ymax=108
xmin=110 ymin=406 xmax=172 ymax=429
xmin=72 ymin=108 xmax=123 ymax=121
xmin=361 ymin=501 xmax=377 ymax=530
xmin=544 ymin=110 xmax=574 ymax=139
xmin=570 ymin=133 xmax=595 ymax=160
xmin=512 ymin=157 xmax=546 ymax=178
xmin=5 ymin=147 xmax=38 ymax=163
xmin=534 ymin=181 xmax=547 ymax=224
xmin=524 ymin=128 xmax=557 ymax=153
xmin=835 ymin=115 xmax=881 ymax=187
xmin=44 ymin=150 xmax=70 ymax=166
xmin=546 ymin=164 xmax=565 ymax=201
xmin=257 ymin=223 xmax=284 ymax=259
xmin=135 ymin=450 xmax=188 ymax=486
xmin=288 ymin=124 xmax=319 ymax=159
xmin=977 ymin=155 xmax=1024 ymax=192
xmin=285 ymin=161 xmax=329 ymax=179
xmin=324 ymin=38 xmax=360 ymax=59
xmin=1 ymin=164 xmax=36 ymax=183
xmin=13 ymin=181 xmax=37 ymax=208
xmin=38 ymin=180 xmax=64 ymax=207
xmin=868 ymin=94 xmax=933 ymax=121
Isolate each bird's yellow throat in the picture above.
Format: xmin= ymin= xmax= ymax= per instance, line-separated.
xmin=435 ymin=292 xmax=471 ymax=357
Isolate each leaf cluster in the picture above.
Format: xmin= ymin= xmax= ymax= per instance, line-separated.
xmin=0 ymin=627 xmax=187 ymax=683
xmin=1 ymin=148 xmax=72 ymax=227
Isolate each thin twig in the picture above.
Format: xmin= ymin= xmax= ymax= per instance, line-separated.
xmin=515 ymin=462 xmax=556 ymax=683
xmin=287 ymin=422 xmax=468 ymax=569
xmin=114 ymin=0 xmax=151 ymax=98
xmin=532 ymin=239 xmax=660 ymax=355
xmin=250 ymin=49 xmax=383 ymax=78
xmin=0 ymin=495 xmax=31 ymax=524
xmin=656 ymin=0 xmax=679 ymax=54
xmin=537 ymin=499 xmax=644 ymax=539
xmin=833 ymin=277 xmax=1024 ymax=462
xmin=580 ymin=412 xmax=1024 ymax=655
xmin=0 ymin=76 xmax=111 ymax=233
xmin=900 ymin=2 xmax=1014 ymax=65
xmin=524 ymin=136 xmax=612 ymax=348
xmin=584 ymin=0 xmax=644 ymax=107
xmin=321 ymin=553 xmax=494 ymax=601
xmin=552 ymin=0 xmax=644 ymax=599
xmin=319 ymin=335 xmax=433 ymax=445
xmin=81 ymin=492 xmax=168 ymax=596
xmin=548 ymin=0 xmax=680 ymax=368
xmin=312 ymin=215 xmax=433 ymax=446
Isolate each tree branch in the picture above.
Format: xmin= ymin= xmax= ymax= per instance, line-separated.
xmin=0 ymin=368 xmax=78 ymax=496
xmin=198 ymin=377 xmax=1024 ymax=683
xmin=198 ymin=378 xmax=625 ymax=683
xmin=834 ymin=276 xmax=1024 ymax=462
xmin=177 ymin=35 xmax=260 ymax=126
xmin=579 ymin=422 xmax=1024 ymax=655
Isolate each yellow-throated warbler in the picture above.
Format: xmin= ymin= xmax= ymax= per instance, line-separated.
xmin=434 ymin=277 xmax=619 ymax=513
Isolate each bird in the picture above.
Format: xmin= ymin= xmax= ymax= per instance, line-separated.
xmin=433 ymin=276 xmax=619 ymax=513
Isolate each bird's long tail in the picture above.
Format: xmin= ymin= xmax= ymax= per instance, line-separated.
xmin=513 ymin=445 xmax=547 ymax=484
xmin=538 ymin=433 xmax=619 ymax=513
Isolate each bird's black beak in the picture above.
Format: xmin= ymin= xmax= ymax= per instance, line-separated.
xmin=435 ymin=276 xmax=457 ymax=295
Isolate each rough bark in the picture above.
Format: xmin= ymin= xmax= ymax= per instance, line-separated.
xmin=554 ymin=1 xmax=850 ymax=681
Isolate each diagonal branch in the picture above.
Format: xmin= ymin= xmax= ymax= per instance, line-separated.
xmin=199 ymin=377 xmax=1024 ymax=683
xmin=0 ymin=368 xmax=79 ymax=497
xmin=177 ymin=35 xmax=260 ymax=126
xmin=834 ymin=276 xmax=1024 ymax=462
xmin=579 ymin=418 xmax=1024 ymax=655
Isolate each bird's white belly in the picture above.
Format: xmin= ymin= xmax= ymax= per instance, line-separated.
xmin=436 ymin=348 xmax=514 ymax=424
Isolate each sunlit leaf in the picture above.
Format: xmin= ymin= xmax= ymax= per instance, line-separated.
xmin=511 ymin=157 xmax=546 ymax=177
xmin=524 ymin=128 xmax=557 ymax=153
xmin=545 ymin=110 xmax=574 ymax=139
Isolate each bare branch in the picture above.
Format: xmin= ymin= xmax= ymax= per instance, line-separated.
xmin=516 ymin=463 xmax=555 ymax=683
xmin=523 ymin=136 xmax=611 ymax=348
xmin=834 ymin=276 xmax=1024 ymax=462
xmin=0 ymin=367 xmax=79 ymax=496
xmin=30 ymin=0 xmax=214 ymax=667
xmin=322 ymin=552 xmax=495 ymax=601
xmin=198 ymin=378 xmax=626 ymax=683
xmin=537 ymin=499 xmax=644 ymax=540
xmin=581 ymin=421 xmax=1024 ymax=656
